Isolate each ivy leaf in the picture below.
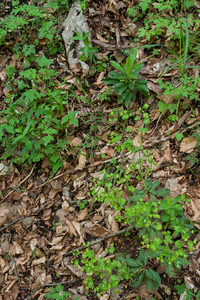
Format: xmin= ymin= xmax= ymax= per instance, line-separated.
xmin=36 ymin=55 xmax=52 ymax=67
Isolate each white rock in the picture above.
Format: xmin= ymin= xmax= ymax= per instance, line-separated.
xmin=62 ymin=1 xmax=91 ymax=72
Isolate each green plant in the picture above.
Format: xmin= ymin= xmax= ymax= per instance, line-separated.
xmin=103 ymin=48 xmax=149 ymax=107
xmin=44 ymin=284 xmax=71 ymax=300
xmin=0 ymin=55 xmax=79 ymax=171
xmin=84 ymin=153 xmax=195 ymax=296
xmin=175 ymin=283 xmax=200 ymax=300
xmin=73 ymin=244 xmax=129 ymax=297
xmin=129 ymin=179 xmax=170 ymax=202
xmin=52 ymin=223 xmax=57 ymax=230
xmin=158 ymin=74 xmax=200 ymax=103
xmin=70 ymin=30 xmax=98 ymax=63
xmin=80 ymin=0 xmax=89 ymax=10
xmin=97 ymin=88 xmax=112 ymax=102
xmin=77 ymin=199 xmax=88 ymax=209
xmin=116 ymin=248 xmax=161 ymax=291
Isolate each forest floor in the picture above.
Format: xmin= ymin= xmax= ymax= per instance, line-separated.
xmin=0 ymin=0 xmax=200 ymax=299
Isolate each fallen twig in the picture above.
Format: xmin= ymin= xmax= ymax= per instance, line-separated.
xmin=24 ymin=279 xmax=81 ymax=300
xmin=1 ymin=164 xmax=35 ymax=203
xmin=0 ymin=206 xmax=44 ymax=233
xmin=63 ymin=226 xmax=133 ymax=258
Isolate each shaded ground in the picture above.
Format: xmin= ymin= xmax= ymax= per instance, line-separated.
xmin=0 ymin=0 xmax=200 ymax=299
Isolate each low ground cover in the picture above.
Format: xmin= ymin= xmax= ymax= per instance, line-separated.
xmin=0 ymin=0 xmax=200 ymax=299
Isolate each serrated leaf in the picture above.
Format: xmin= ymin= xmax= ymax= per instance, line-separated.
xmin=151 ymin=180 xmax=160 ymax=189
xmin=155 ymin=188 xmax=170 ymax=197
xmin=115 ymin=253 xmax=126 ymax=262
xmin=126 ymin=256 xmax=140 ymax=267
xmin=174 ymin=284 xmax=187 ymax=295
xmin=4 ymin=125 xmax=15 ymax=134
xmin=132 ymin=272 xmax=145 ymax=287
xmin=150 ymin=228 xmax=156 ymax=239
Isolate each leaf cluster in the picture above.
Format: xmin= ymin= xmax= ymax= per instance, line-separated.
xmin=104 ymin=48 xmax=149 ymax=107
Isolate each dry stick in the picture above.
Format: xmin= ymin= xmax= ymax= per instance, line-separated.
xmin=12 ymin=120 xmax=197 ymax=196
xmin=33 ymin=120 xmax=200 ymax=191
xmin=63 ymin=226 xmax=133 ymax=258
xmin=0 ymin=206 xmax=44 ymax=233
xmin=2 ymin=121 xmax=197 ymax=232
xmin=25 ymin=279 xmax=81 ymax=300
xmin=1 ymin=164 xmax=35 ymax=203
xmin=25 ymin=228 xmax=132 ymax=299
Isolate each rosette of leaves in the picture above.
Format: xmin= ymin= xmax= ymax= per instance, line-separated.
xmin=104 ymin=48 xmax=149 ymax=107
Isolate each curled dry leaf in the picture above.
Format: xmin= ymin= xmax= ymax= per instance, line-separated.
xmin=12 ymin=241 xmax=23 ymax=254
xmin=100 ymin=294 xmax=109 ymax=300
xmin=65 ymin=218 xmax=77 ymax=236
xmin=75 ymin=150 xmax=87 ymax=170
xmin=50 ymin=236 xmax=64 ymax=246
xmin=66 ymin=264 xmax=85 ymax=279
xmin=62 ymin=201 xmax=70 ymax=212
xmin=108 ymin=215 xmax=119 ymax=240
xmin=31 ymin=256 xmax=46 ymax=266
xmin=71 ymin=137 xmax=82 ymax=147
xmin=180 ymin=137 xmax=197 ymax=153
xmin=165 ymin=178 xmax=182 ymax=199
xmin=0 ymin=208 xmax=9 ymax=226
xmin=96 ymin=33 xmax=109 ymax=43
xmin=93 ymin=72 xmax=105 ymax=85
xmin=85 ymin=223 xmax=112 ymax=237
xmin=77 ymin=207 xmax=88 ymax=221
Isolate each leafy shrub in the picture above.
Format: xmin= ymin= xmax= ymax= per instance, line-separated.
xmin=104 ymin=48 xmax=149 ymax=107
xmin=0 ymin=55 xmax=78 ymax=171
xmin=44 ymin=284 xmax=71 ymax=300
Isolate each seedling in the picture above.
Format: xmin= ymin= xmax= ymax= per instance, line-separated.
xmin=70 ymin=30 xmax=98 ymax=63
xmin=104 ymin=48 xmax=149 ymax=107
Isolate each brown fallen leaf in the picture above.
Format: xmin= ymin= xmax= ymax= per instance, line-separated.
xmin=66 ymin=218 xmax=77 ymax=236
xmin=75 ymin=150 xmax=87 ymax=170
xmin=180 ymin=137 xmax=197 ymax=153
xmin=96 ymin=33 xmax=109 ymax=43
xmin=77 ymin=207 xmax=88 ymax=221
xmin=31 ymin=256 xmax=46 ymax=266
xmin=93 ymin=72 xmax=104 ymax=85
xmin=85 ymin=223 xmax=112 ymax=237
xmin=66 ymin=264 xmax=85 ymax=278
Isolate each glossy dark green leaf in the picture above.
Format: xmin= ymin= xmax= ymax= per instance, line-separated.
xmin=109 ymin=71 xmax=121 ymax=78
xmin=128 ymin=82 xmax=135 ymax=90
xmin=132 ymin=63 xmax=144 ymax=75
xmin=132 ymin=272 xmax=145 ymax=288
xmin=104 ymin=78 xmax=119 ymax=84
xmin=118 ymin=84 xmax=129 ymax=95
xmin=124 ymin=92 xmax=132 ymax=107
xmin=110 ymin=61 xmax=126 ymax=75
xmin=135 ymin=83 xmax=149 ymax=98
xmin=146 ymin=277 xmax=153 ymax=292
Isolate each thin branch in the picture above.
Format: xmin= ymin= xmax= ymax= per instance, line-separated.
xmin=0 ymin=206 xmax=44 ymax=233
xmin=63 ymin=226 xmax=133 ymax=258
xmin=24 ymin=279 xmax=81 ymax=300
xmin=1 ymin=164 xmax=35 ymax=203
